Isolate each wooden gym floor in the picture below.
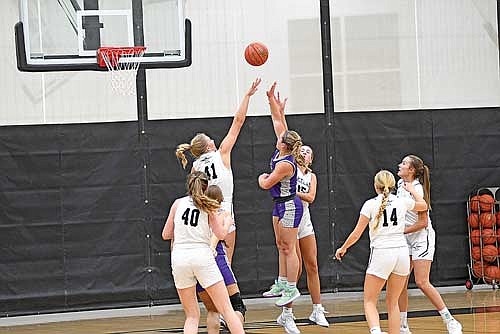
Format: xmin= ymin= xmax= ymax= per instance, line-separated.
xmin=0 ymin=287 xmax=499 ymax=334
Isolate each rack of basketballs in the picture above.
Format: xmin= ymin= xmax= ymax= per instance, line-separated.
xmin=466 ymin=187 xmax=500 ymax=289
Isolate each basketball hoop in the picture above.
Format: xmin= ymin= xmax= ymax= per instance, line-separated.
xmin=97 ymin=46 xmax=146 ymax=95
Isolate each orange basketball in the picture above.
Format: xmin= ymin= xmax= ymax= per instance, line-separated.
xmin=482 ymin=245 xmax=498 ymax=263
xmin=479 ymin=194 xmax=494 ymax=212
xmin=472 ymin=261 xmax=484 ymax=278
xmin=244 ymin=42 xmax=268 ymax=66
xmin=484 ymin=266 xmax=500 ymax=281
xmin=471 ymin=246 xmax=481 ymax=261
xmin=468 ymin=213 xmax=479 ymax=229
xmin=482 ymin=229 xmax=496 ymax=245
xmin=496 ymin=212 xmax=500 ymax=227
xmin=479 ymin=212 xmax=496 ymax=228
xmin=470 ymin=195 xmax=480 ymax=212
xmin=471 ymin=229 xmax=481 ymax=245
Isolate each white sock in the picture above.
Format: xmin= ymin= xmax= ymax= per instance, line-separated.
xmin=288 ymin=281 xmax=297 ymax=289
xmin=283 ymin=306 xmax=293 ymax=314
xmin=313 ymin=303 xmax=323 ymax=310
xmin=438 ymin=307 xmax=453 ymax=322
xmin=278 ymin=276 xmax=288 ymax=283
xmin=400 ymin=311 xmax=408 ymax=327
xmin=369 ymin=326 xmax=382 ymax=334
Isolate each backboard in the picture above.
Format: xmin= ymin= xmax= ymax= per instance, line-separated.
xmin=15 ymin=0 xmax=191 ymax=71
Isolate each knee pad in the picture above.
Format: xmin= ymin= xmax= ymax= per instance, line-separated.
xmin=229 ymin=292 xmax=246 ymax=317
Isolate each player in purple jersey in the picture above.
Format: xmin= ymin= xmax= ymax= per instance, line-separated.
xmin=197 ymin=185 xmax=246 ymax=334
xmin=258 ymin=82 xmax=305 ymax=332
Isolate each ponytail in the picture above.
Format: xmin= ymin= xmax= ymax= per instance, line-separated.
xmin=422 ymin=164 xmax=432 ymax=210
xmin=175 ymin=133 xmax=211 ymax=169
xmin=176 ymin=143 xmax=192 ymax=169
xmin=372 ymin=170 xmax=396 ymax=230
xmin=186 ymin=171 xmax=220 ymax=213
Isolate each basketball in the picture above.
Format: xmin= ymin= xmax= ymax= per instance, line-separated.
xmin=496 ymin=212 xmax=500 ymax=226
xmin=479 ymin=212 xmax=496 ymax=228
xmin=471 ymin=246 xmax=481 ymax=261
xmin=482 ymin=245 xmax=498 ymax=263
xmin=470 ymin=195 xmax=480 ymax=212
xmin=484 ymin=266 xmax=500 ymax=281
xmin=244 ymin=42 xmax=269 ymax=66
xmin=482 ymin=229 xmax=496 ymax=245
xmin=472 ymin=261 xmax=484 ymax=278
xmin=471 ymin=229 xmax=481 ymax=245
xmin=468 ymin=213 xmax=479 ymax=229
xmin=479 ymin=194 xmax=494 ymax=212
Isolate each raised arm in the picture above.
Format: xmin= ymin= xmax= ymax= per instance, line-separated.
xmin=297 ymin=172 xmax=317 ymax=203
xmin=335 ymin=214 xmax=370 ymax=260
xmin=219 ymin=78 xmax=262 ymax=168
xmin=266 ymin=82 xmax=287 ymax=138
xmin=276 ymin=91 xmax=288 ymax=131
xmin=162 ymin=199 xmax=179 ymax=240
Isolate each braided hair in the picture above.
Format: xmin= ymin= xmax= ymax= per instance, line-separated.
xmin=372 ymin=170 xmax=396 ymax=230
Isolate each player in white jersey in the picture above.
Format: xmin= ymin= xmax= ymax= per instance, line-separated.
xmin=176 ymin=78 xmax=261 ymax=263
xmin=162 ymin=171 xmax=244 ymax=334
xmin=335 ymin=170 xmax=427 ymax=334
xmin=397 ymin=155 xmax=462 ymax=334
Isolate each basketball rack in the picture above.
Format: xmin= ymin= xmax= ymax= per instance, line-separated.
xmin=465 ymin=187 xmax=500 ymax=290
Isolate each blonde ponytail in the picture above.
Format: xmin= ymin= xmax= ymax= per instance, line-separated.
xmin=176 ymin=143 xmax=192 ymax=169
xmin=372 ymin=170 xmax=396 ymax=230
xmin=186 ymin=171 xmax=220 ymax=213
xmin=175 ymin=133 xmax=211 ymax=169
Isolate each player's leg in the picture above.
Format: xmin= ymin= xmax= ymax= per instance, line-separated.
xmin=413 ymin=260 xmax=462 ymax=333
xmin=386 ymin=273 xmax=408 ymax=334
xmin=299 ymin=234 xmax=329 ymax=327
xmin=263 ymin=216 xmax=287 ymax=297
xmin=227 ymin=283 xmax=245 ymax=324
xmin=275 ymin=222 xmax=300 ymax=307
xmin=177 ymin=286 xmax=201 ymax=334
xmin=205 ymin=281 xmax=245 ymax=334
xmin=296 ymin=239 xmax=303 ymax=281
xmin=364 ymin=274 xmax=386 ymax=334
xmin=398 ymin=259 xmax=413 ymax=334
xmin=198 ymin=289 xmax=220 ymax=334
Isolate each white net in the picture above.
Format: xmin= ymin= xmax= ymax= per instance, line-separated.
xmin=98 ymin=47 xmax=146 ymax=95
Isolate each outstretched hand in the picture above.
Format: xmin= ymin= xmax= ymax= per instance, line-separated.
xmin=276 ymin=92 xmax=288 ymax=114
xmin=247 ymin=77 xmax=262 ymax=97
xmin=266 ymin=81 xmax=277 ymax=100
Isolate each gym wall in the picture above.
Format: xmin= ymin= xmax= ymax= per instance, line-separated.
xmin=1 ymin=0 xmax=499 ymax=316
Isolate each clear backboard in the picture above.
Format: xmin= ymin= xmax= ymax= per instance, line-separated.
xmin=15 ymin=0 xmax=191 ymax=71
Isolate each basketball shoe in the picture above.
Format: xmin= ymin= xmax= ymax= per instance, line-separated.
xmin=309 ymin=305 xmax=329 ymax=327
xmin=400 ymin=325 xmax=411 ymax=334
xmin=262 ymin=280 xmax=286 ymax=297
xmin=446 ymin=319 xmax=462 ymax=334
xmin=277 ymin=310 xmax=300 ymax=334
xmin=275 ymin=286 xmax=300 ymax=307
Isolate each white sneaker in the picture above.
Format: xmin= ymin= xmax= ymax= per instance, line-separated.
xmin=400 ymin=325 xmax=411 ymax=334
xmin=309 ymin=306 xmax=329 ymax=327
xmin=446 ymin=319 xmax=462 ymax=334
xmin=277 ymin=312 xmax=301 ymax=334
